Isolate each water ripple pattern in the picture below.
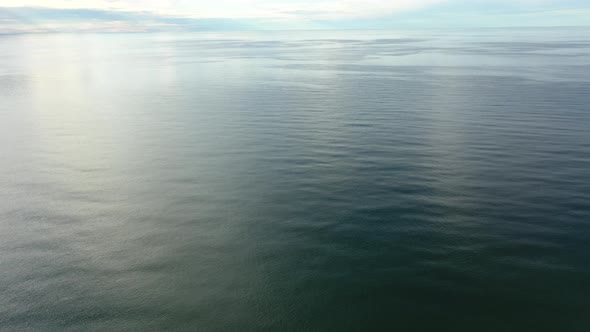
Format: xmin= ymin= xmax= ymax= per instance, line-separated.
xmin=1 ymin=28 xmax=590 ymax=331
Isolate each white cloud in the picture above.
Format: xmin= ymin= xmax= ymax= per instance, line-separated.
xmin=0 ymin=0 xmax=449 ymax=19
xmin=1 ymin=0 xmax=588 ymax=32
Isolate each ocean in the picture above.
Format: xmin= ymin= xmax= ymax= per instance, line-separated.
xmin=1 ymin=28 xmax=590 ymax=331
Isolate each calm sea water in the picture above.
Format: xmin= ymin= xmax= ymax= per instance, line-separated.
xmin=1 ymin=28 xmax=590 ymax=331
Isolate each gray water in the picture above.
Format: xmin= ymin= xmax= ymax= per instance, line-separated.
xmin=1 ymin=28 xmax=590 ymax=331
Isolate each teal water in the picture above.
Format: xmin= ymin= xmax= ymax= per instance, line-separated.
xmin=1 ymin=29 xmax=590 ymax=331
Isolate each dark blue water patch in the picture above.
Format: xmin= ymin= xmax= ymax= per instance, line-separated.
xmin=1 ymin=29 xmax=590 ymax=331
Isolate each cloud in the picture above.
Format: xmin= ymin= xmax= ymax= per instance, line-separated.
xmin=0 ymin=7 xmax=251 ymax=33
xmin=255 ymin=0 xmax=449 ymax=20
xmin=0 ymin=0 xmax=449 ymax=19
xmin=0 ymin=0 xmax=589 ymax=32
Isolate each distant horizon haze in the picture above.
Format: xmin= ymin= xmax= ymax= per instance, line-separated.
xmin=1 ymin=0 xmax=589 ymax=33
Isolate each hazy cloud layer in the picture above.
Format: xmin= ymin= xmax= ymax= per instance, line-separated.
xmin=0 ymin=0 xmax=589 ymax=32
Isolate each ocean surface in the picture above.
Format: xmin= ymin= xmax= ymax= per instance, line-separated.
xmin=1 ymin=28 xmax=590 ymax=331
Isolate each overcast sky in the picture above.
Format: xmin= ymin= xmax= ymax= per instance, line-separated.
xmin=1 ymin=0 xmax=589 ymax=32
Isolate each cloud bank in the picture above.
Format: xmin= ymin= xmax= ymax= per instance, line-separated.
xmin=0 ymin=0 xmax=589 ymax=33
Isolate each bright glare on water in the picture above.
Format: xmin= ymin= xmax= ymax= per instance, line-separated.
xmin=1 ymin=28 xmax=590 ymax=331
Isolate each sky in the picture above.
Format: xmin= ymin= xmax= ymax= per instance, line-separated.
xmin=0 ymin=0 xmax=589 ymax=33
